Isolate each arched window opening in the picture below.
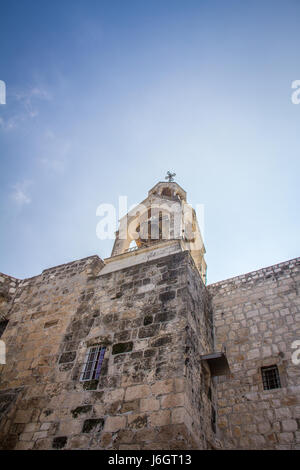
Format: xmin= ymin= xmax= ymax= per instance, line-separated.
xmin=161 ymin=187 xmax=172 ymax=197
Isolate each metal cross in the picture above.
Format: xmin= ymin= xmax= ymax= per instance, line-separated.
xmin=165 ymin=171 xmax=176 ymax=182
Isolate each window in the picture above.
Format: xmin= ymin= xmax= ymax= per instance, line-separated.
xmin=161 ymin=188 xmax=172 ymax=197
xmin=261 ymin=365 xmax=281 ymax=390
xmin=80 ymin=346 xmax=106 ymax=382
xmin=0 ymin=320 xmax=8 ymax=338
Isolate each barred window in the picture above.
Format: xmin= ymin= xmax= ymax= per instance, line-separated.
xmin=261 ymin=365 xmax=281 ymax=390
xmin=80 ymin=346 xmax=106 ymax=382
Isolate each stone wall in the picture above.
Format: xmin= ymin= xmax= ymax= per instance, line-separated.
xmin=0 ymin=273 xmax=19 ymax=322
xmin=0 ymin=255 xmax=104 ymax=449
xmin=208 ymin=257 xmax=300 ymax=449
xmin=0 ymin=250 xmax=216 ymax=450
xmin=2 ymin=247 xmax=298 ymax=450
xmin=184 ymin=260 xmax=218 ymax=448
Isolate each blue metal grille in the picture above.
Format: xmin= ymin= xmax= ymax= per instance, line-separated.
xmin=80 ymin=346 xmax=106 ymax=381
xmin=94 ymin=347 xmax=106 ymax=380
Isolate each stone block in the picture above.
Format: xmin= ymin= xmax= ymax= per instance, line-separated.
xmin=128 ymin=413 xmax=148 ymax=429
xmin=275 ymin=408 xmax=292 ymax=420
xmin=161 ymin=393 xmax=185 ymax=409
xmin=140 ymin=398 xmax=160 ymax=412
xmin=112 ymin=342 xmax=133 ymax=355
xmin=82 ymin=418 xmax=105 ymax=433
xmin=68 ymin=434 xmax=90 ymax=449
xmin=52 ymin=436 xmax=68 ymax=449
xmin=14 ymin=410 xmax=32 ymax=424
xmin=149 ymin=410 xmax=171 ymax=427
xmin=120 ymin=400 xmax=140 ymax=414
xmin=33 ymin=431 xmax=48 ymax=440
xmin=104 ymin=416 xmax=126 ymax=433
xmin=19 ymin=432 xmax=34 ymax=441
xmin=279 ymin=432 xmax=294 ymax=443
xmin=125 ymin=384 xmax=151 ymax=401
xmin=282 ymin=419 xmax=298 ymax=432
xmin=103 ymin=388 xmax=125 ymax=403
xmin=258 ymin=422 xmax=271 ymax=434
xmin=138 ymin=324 xmax=160 ymax=338
xmin=174 ymin=378 xmax=185 ymax=392
xmin=151 ymin=379 xmax=173 ymax=396
xmin=171 ymin=407 xmax=185 ymax=424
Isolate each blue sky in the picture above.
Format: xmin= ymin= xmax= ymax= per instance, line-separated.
xmin=0 ymin=0 xmax=299 ymax=283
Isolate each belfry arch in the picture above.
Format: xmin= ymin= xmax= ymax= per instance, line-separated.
xmin=110 ymin=180 xmax=207 ymax=284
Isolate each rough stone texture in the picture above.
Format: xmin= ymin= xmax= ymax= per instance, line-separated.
xmin=0 ymin=251 xmax=217 ymax=450
xmin=0 ymin=273 xmax=19 ymax=322
xmin=0 ymin=247 xmax=299 ymax=450
xmin=208 ymin=257 xmax=300 ymax=450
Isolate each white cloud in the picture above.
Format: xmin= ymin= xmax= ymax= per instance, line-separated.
xmin=11 ymin=181 xmax=32 ymax=206
xmin=14 ymin=86 xmax=52 ymax=104
xmin=0 ymin=115 xmax=19 ymax=131
xmin=14 ymin=87 xmax=51 ymax=120
xmin=0 ymin=85 xmax=52 ymax=132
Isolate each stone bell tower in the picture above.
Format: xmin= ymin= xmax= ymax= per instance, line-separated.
xmin=93 ymin=175 xmax=220 ymax=449
xmin=0 ymin=174 xmax=227 ymax=450
xmin=109 ymin=174 xmax=207 ymax=284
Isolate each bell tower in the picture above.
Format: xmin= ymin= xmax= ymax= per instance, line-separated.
xmin=109 ymin=174 xmax=207 ymax=284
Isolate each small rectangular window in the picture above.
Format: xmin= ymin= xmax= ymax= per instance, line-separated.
xmin=261 ymin=365 xmax=281 ymax=390
xmin=0 ymin=320 xmax=8 ymax=338
xmin=80 ymin=346 xmax=106 ymax=382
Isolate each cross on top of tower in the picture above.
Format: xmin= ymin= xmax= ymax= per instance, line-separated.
xmin=165 ymin=171 xmax=176 ymax=182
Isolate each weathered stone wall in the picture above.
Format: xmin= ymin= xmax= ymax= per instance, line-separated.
xmin=0 ymin=273 xmax=19 ymax=322
xmin=0 ymin=255 xmax=104 ymax=449
xmin=208 ymin=257 xmax=300 ymax=449
xmin=184 ymin=261 xmax=218 ymax=448
xmin=2 ymin=246 xmax=298 ymax=450
xmin=0 ymin=251 xmax=216 ymax=450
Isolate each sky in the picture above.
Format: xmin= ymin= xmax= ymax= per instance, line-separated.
xmin=0 ymin=0 xmax=299 ymax=284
